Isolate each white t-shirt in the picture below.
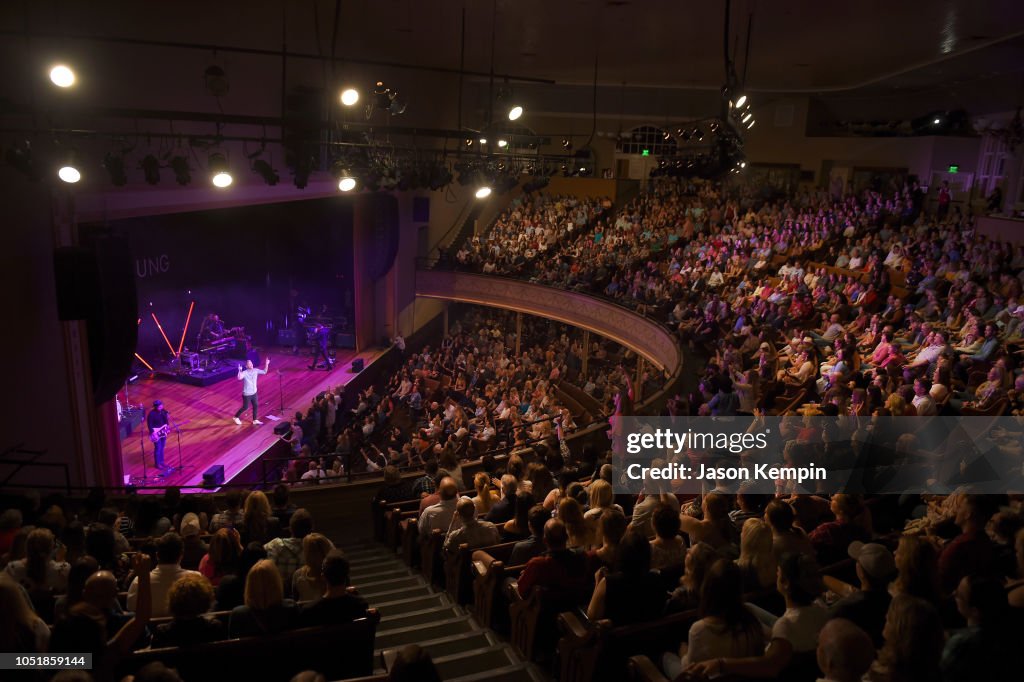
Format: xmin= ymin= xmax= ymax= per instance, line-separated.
xmin=682 ymin=612 xmax=770 ymax=665
xmin=771 ymin=605 xmax=828 ymax=652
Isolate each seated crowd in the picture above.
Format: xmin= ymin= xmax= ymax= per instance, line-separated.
xmin=279 ymin=305 xmax=645 ymax=486
xmin=0 ymin=490 xmax=371 ymax=680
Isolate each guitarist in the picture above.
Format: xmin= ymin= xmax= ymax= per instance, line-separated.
xmin=147 ymin=399 xmax=170 ymax=474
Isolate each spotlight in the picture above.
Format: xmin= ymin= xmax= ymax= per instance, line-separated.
xmin=337 ymin=169 xmax=357 ymax=192
xmin=251 ymin=159 xmax=279 ymax=186
xmin=663 ymin=130 xmax=671 ymax=140
xmin=740 ymin=161 xmax=747 ymax=168
xmin=169 ymin=155 xmax=191 ymax=186
xmin=49 ymin=64 xmax=76 ymax=88
xmin=465 ymin=138 xmax=474 ymax=147
xmin=709 ymin=121 xmax=720 ymax=133
xmin=561 ymin=139 xmax=573 ymax=150
xmin=681 ymin=130 xmax=692 ymax=141
xmin=475 ymin=186 xmax=492 ymax=199
xmin=693 ymin=129 xmax=704 ymax=141
xmin=340 ymin=88 xmax=360 ymax=106
xmin=497 ymin=139 xmax=508 ymax=148
xmin=208 ymin=152 xmax=232 ymax=188
xmin=932 ymin=117 xmax=942 ymax=125
xmin=479 ymin=137 xmax=487 ymax=145
xmin=508 ymin=105 xmax=523 ymax=121
xmin=746 ymin=118 xmax=755 ymax=129
xmin=734 ymin=94 xmax=747 ymax=109
xmin=429 ymin=166 xmax=453 ymax=191
xmin=58 ymin=150 xmax=82 ymax=184
xmin=140 ymin=155 xmax=161 ymax=185
xmin=742 ymin=112 xmax=753 ymax=123
xmin=103 ymin=152 xmax=128 ymax=186
xmin=5 ymin=139 xmax=34 ymax=178
xmin=389 ymin=94 xmax=407 ymax=115
xmin=374 ymin=81 xmax=391 ymax=109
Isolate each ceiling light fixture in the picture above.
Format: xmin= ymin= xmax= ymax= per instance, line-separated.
xmin=475 ymin=186 xmax=492 ymax=199
xmin=340 ymin=88 xmax=360 ymax=106
xmin=169 ymin=155 xmax=191 ymax=185
xmin=734 ymin=94 xmax=747 ymax=109
xmin=208 ymin=152 xmax=232 ymax=188
xmin=49 ymin=64 xmax=76 ymax=88
xmin=103 ymin=152 xmax=128 ymax=186
xmin=508 ymin=105 xmax=523 ymax=121
xmin=140 ymin=154 xmax=161 ymax=185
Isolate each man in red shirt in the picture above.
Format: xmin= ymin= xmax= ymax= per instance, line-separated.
xmin=516 ymin=519 xmax=586 ymax=599
xmin=938 ymin=494 xmax=995 ymax=594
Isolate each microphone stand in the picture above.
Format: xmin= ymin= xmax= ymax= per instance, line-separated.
xmin=277 ymin=369 xmax=286 ymax=415
xmin=138 ymin=412 xmax=148 ymax=485
xmin=170 ymin=416 xmax=184 ymax=476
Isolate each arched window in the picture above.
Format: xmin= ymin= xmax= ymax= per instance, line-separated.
xmin=617 ymin=126 xmax=677 ymax=156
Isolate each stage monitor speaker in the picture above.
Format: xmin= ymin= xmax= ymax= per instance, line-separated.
xmin=334 ymin=332 xmax=356 ymax=349
xmin=202 ymin=464 xmax=225 ymax=488
xmin=351 ymin=358 xmax=364 ymax=372
xmin=413 ymin=196 xmax=430 ymax=223
xmin=277 ymin=329 xmax=298 ymax=345
xmin=55 ymin=235 xmax=138 ymax=405
xmin=273 ymin=422 xmax=291 ymax=436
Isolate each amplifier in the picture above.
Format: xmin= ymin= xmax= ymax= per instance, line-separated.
xmin=334 ymin=332 xmax=356 ymax=349
xmin=277 ymin=329 xmax=298 ymax=345
xmin=202 ymin=464 xmax=225 ymax=488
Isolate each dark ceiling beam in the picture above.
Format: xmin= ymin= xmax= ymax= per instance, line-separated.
xmin=0 ymin=29 xmax=557 ymax=85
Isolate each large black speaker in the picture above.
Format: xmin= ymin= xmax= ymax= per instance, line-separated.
xmin=202 ymin=464 xmax=225 ymax=488
xmin=54 ymin=235 xmax=138 ymax=405
xmin=351 ymin=358 xmax=364 ymax=372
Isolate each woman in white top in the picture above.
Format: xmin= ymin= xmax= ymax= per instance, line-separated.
xmin=4 ymin=528 xmax=69 ymax=594
xmin=686 ymin=552 xmax=827 ymax=678
xmin=662 ymin=559 xmax=768 ymax=679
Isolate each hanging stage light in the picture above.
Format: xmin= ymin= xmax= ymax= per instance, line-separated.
xmin=49 ymin=64 xmax=76 ymax=88
xmin=561 ymin=139 xmax=572 ymax=150
xmin=58 ymin=150 xmax=82 ymax=184
xmin=508 ymin=105 xmax=523 ymax=121
xmin=497 ymin=139 xmax=508 ymax=148
xmin=169 ymin=155 xmax=191 ymax=186
xmin=252 ymin=158 xmax=279 ymax=186
xmin=208 ymin=152 xmax=232 ymax=188
xmin=742 ymin=112 xmax=753 ymax=124
xmin=103 ymin=152 xmax=128 ymax=186
xmin=140 ymin=154 xmax=161 ymax=185
xmin=340 ymin=88 xmax=360 ymax=106
xmin=475 ymin=185 xmax=492 ymax=199
xmin=693 ymin=129 xmax=704 ymax=141
xmin=337 ymin=170 xmax=357 ymax=192
xmin=746 ymin=118 xmax=755 ymax=129
xmin=734 ymin=94 xmax=747 ymax=109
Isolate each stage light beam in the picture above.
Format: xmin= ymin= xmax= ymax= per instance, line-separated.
xmin=150 ymin=312 xmax=177 ymax=356
xmin=134 ymin=353 xmax=154 ymax=371
xmin=177 ymin=300 xmax=195 ymax=356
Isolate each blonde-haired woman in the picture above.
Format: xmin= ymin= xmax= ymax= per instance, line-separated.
xmin=583 ymin=479 xmax=622 ymax=521
xmin=735 ymin=518 xmax=776 ymax=590
xmin=229 ymin=559 xmax=299 ymax=636
xmin=240 ymin=491 xmax=280 ymax=545
xmin=473 ymin=472 xmax=499 ymax=515
xmin=557 ymin=497 xmax=595 ymax=550
xmin=4 ymin=527 xmax=69 ymax=594
xmin=292 ymin=533 xmax=335 ymax=602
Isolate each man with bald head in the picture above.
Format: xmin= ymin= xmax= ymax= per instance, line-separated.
xmin=816 ymin=618 xmax=875 ymax=682
xmin=417 ymin=476 xmax=461 ymax=536
xmin=444 ymin=497 xmax=499 ymax=554
xmin=73 ymin=570 xmax=135 ymax=640
xmin=515 ymin=518 xmax=585 ymax=599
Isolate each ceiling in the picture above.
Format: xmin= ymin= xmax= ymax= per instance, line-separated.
xmin=2 ymin=0 xmax=1024 ymax=124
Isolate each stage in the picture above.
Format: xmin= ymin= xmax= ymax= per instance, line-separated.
xmin=118 ymin=345 xmax=386 ymax=491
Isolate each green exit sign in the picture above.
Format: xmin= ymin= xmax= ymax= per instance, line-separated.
xmin=641 ymin=149 xmax=650 ymax=157
xmin=948 ymin=164 xmax=959 ymax=173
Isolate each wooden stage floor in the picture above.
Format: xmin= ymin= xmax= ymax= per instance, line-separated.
xmin=119 ymin=346 xmax=384 ymax=490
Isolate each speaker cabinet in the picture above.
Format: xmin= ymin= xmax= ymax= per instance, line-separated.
xmin=351 ymin=358 xmax=364 ymax=372
xmin=202 ymin=464 xmax=225 ymax=488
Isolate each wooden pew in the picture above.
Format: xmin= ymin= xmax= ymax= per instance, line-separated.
xmin=473 ymin=558 xmax=525 ymax=633
xmin=445 ymin=540 xmax=517 ymax=606
xmin=116 ymin=613 xmax=380 ymax=682
xmin=507 ymin=582 xmax=589 ymax=665
xmin=557 ymin=608 xmax=698 ymax=682
xmin=421 ymin=529 xmax=447 ymax=588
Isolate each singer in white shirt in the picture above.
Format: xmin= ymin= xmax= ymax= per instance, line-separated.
xmin=233 ymin=357 xmax=269 ymax=425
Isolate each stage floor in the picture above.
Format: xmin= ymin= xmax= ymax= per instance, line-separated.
xmin=119 ymin=346 xmax=384 ymax=491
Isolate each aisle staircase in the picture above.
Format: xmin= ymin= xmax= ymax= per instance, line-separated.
xmin=340 ymin=540 xmax=547 ymax=682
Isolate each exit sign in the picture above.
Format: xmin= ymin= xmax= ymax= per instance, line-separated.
xmin=948 ymin=164 xmax=959 ymax=173
xmin=641 ymin=149 xmax=650 ymax=157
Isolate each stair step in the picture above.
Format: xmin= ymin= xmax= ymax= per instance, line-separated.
xmin=359 ymin=583 xmax=435 ymax=600
xmin=352 ymin=565 xmax=411 ymax=581
xmin=446 ymin=662 xmax=546 ymax=682
xmin=355 ymin=575 xmax=424 ymax=592
xmin=372 ymin=592 xmax=452 ymax=616
xmin=343 ymin=547 xmax=395 ymax=560
xmin=378 ymin=631 xmax=494 ymax=661
xmin=374 ymin=615 xmax=476 ymax=649
xmin=433 ymin=645 xmax=519 ymax=679
xmin=380 ymin=605 xmax=461 ymax=628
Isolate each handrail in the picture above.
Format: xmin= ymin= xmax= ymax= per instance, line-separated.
xmin=0 ymin=447 xmax=72 ymax=496
xmin=426 ymin=200 xmax=480 ymax=264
